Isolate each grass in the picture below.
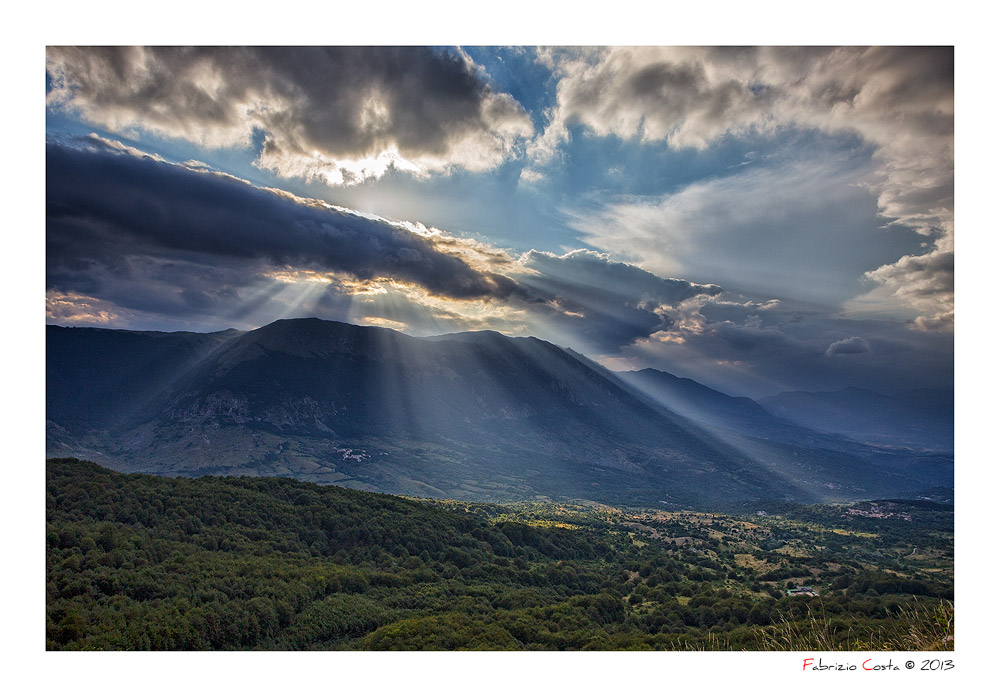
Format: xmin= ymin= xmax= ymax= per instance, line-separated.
xmin=753 ymin=598 xmax=954 ymax=651
xmin=666 ymin=598 xmax=954 ymax=651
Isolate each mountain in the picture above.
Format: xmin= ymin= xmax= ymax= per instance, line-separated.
xmin=617 ymin=368 xmax=955 ymax=501
xmin=758 ymin=387 xmax=953 ymax=451
xmin=45 ymin=318 xmax=952 ymax=507
xmin=617 ymin=369 xmax=783 ymax=435
xmin=47 ymin=325 xmax=242 ymax=431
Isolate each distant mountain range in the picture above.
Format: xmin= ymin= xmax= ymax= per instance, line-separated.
xmin=46 ymin=318 xmax=953 ymax=508
xmin=758 ymin=387 xmax=953 ymax=452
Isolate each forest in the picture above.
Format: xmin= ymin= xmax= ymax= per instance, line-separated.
xmin=47 ymin=458 xmax=953 ymax=650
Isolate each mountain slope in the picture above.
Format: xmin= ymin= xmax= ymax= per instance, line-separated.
xmin=619 ymin=367 xmax=954 ymax=497
xmin=47 ymin=325 xmax=242 ymax=431
xmin=125 ymin=318 xmax=792 ymax=505
xmin=45 ymin=319 xmax=952 ymax=507
xmin=618 ymin=368 xmax=784 ymax=435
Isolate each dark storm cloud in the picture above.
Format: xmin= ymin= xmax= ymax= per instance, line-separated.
xmin=523 ymin=249 xmax=721 ymax=304
xmin=46 ymin=138 xmax=529 ymax=304
xmin=46 ymin=47 xmax=532 ymax=183
xmin=706 ymin=321 xmax=800 ymax=353
xmin=46 ymin=138 xmax=728 ymax=346
xmin=515 ymin=249 xmax=721 ymax=352
xmin=49 ymin=254 xmax=259 ymax=320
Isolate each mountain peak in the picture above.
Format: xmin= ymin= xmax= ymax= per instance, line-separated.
xmin=217 ymin=316 xmax=410 ymax=366
xmin=47 ymin=320 xmax=953 ymax=505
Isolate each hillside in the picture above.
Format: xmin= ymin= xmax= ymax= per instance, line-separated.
xmin=47 ymin=459 xmax=954 ymax=651
xmin=46 ymin=325 xmax=242 ymax=430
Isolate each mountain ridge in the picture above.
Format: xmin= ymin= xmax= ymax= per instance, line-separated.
xmin=46 ymin=318 xmax=952 ymax=507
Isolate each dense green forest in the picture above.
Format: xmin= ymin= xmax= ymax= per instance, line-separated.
xmin=47 ymin=458 xmax=953 ymax=650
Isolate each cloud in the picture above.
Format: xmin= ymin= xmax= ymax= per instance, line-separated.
xmin=859 ymin=239 xmax=954 ymax=331
xmin=46 ymin=136 xmax=531 ymax=306
xmin=512 ymin=249 xmax=722 ymax=353
xmin=825 ymin=336 xmax=871 ymax=357
xmin=46 ymin=291 xmax=126 ymax=326
xmin=537 ymin=47 xmax=772 ymax=151
xmin=44 ymin=138 xmax=951 ymax=396
xmin=521 ymin=248 xmax=720 ymax=304
xmin=46 ymin=47 xmax=534 ymax=185
xmin=565 ymin=152 xmax=924 ymax=306
xmin=46 ymin=136 xmax=719 ymax=350
xmin=609 ymin=295 xmax=952 ymax=398
xmin=533 ymin=47 xmax=953 ymax=328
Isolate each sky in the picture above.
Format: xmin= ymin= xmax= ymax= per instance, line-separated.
xmin=44 ymin=45 xmax=954 ymax=398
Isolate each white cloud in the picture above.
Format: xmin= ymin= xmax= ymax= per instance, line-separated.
xmin=47 ymin=47 xmax=534 ymax=186
xmin=46 ymin=291 xmax=124 ymax=326
xmin=534 ymin=47 xmax=953 ymax=327
xmin=854 ymin=239 xmax=954 ymax=331
xmin=825 ymin=336 xmax=871 ymax=357
xmin=565 ymin=155 xmax=899 ymax=306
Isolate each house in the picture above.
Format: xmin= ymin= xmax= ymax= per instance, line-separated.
xmin=787 ymin=585 xmax=818 ymax=597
